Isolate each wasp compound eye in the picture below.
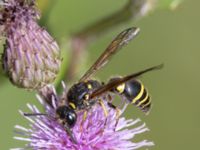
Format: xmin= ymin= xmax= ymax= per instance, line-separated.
xmin=56 ymin=106 xmax=77 ymax=128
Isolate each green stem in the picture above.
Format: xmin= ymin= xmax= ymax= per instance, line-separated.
xmin=74 ymin=0 xmax=154 ymax=42
xmin=39 ymin=1 xmax=58 ymax=28
xmin=65 ymin=0 xmax=154 ymax=82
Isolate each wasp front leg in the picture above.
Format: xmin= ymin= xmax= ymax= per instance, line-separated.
xmin=63 ymin=123 xmax=78 ymax=144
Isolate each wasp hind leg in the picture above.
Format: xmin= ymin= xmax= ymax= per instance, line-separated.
xmin=107 ymin=102 xmax=121 ymax=131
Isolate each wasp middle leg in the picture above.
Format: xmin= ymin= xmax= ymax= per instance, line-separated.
xmin=107 ymin=102 xmax=121 ymax=131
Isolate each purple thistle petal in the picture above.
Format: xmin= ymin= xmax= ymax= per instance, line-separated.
xmin=13 ymin=83 xmax=154 ymax=150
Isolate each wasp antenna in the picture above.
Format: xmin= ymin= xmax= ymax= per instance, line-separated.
xmin=154 ymin=63 xmax=164 ymax=70
xmin=23 ymin=113 xmax=47 ymax=117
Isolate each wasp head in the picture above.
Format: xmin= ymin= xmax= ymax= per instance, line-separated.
xmin=56 ymin=105 xmax=77 ymax=128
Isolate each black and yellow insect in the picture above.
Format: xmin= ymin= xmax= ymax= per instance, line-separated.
xmin=24 ymin=27 xmax=163 ymax=143
xmin=109 ymin=78 xmax=151 ymax=114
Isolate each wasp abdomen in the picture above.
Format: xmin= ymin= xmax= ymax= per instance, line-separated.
xmin=113 ymin=79 xmax=151 ymax=114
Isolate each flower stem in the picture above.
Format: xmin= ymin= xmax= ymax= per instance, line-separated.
xmin=74 ymin=0 xmax=154 ymax=43
xmin=66 ymin=0 xmax=155 ymax=81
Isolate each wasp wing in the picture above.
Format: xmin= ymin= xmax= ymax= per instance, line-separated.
xmin=79 ymin=27 xmax=140 ymax=82
xmin=90 ymin=64 xmax=163 ymax=99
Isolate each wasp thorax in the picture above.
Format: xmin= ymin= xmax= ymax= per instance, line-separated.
xmin=67 ymin=80 xmax=101 ymax=110
xmin=56 ymin=106 xmax=77 ymax=128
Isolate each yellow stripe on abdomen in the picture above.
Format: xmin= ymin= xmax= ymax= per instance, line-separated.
xmin=131 ymin=83 xmax=144 ymax=104
xmin=137 ymin=92 xmax=149 ymax=107
xmin=142 ymin=97 xmax=151 ymax=109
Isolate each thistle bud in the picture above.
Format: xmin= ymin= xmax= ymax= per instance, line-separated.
xmin=0 ymin=0 xmax=61 ymax=89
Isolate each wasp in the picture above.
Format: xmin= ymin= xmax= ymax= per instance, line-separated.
xmin=24 ymin=27 xmax=163 ymax=143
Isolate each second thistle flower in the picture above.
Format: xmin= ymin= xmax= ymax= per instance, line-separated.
xmin=0 ymin=0 xmax=61 ymax=89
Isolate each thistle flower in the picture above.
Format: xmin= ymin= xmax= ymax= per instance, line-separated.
xmin=0 ymin=0 xmax=61 ymax=89
xmin=13 ymin=83 xmax=154 ymax=150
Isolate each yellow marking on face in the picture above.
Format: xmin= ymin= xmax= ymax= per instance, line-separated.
xmin=142 ymin=97 xmax=151 ymax=108
xmin=132 ymin=84 xmax=144 ymax=104
xmin=137 ymin=92 xmax=149 ymax=107
xmin=87 ymin=84 xmax=92 ymax=89
xmin=116 ymin=83 xmax=125 ymax=94
xmin=69 ymin=102 xmax=76 ymax=109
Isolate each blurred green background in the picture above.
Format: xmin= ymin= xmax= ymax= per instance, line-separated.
xmin=0 ymin=0 xmax=199 ymax=149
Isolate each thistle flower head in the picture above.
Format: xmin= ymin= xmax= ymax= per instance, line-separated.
xmin=13 ymin=83 xmax=154 ymax=150
xmin=0 ymin=0 xmax=61 ymax=89
xmin=0 ymin=0 xmax=39 ymax=29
